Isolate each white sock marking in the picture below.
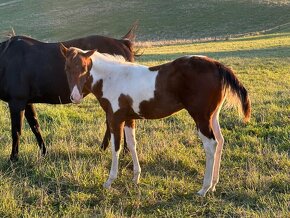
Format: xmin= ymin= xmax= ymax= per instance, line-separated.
xmin=211 ymin=107 xmax=224 ymax=192
xmin=197 ymin=131 xmax=217 ymax=196
xmin=124 ymin=126 xmax=141 ymax=184
xmin=103 ymin=133 xmax=121 ymax=188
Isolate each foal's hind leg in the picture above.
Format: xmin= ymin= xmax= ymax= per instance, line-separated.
xmin=101 ymin=119 xmax=129 ymax=153
xmin=100 ymin=120 xmax=111 ymax=150
xmin=210 ymin=108 xmax=224 ymax=192
xmin=124 ymin=120 xmax=141 ymax=184
xmin=25 ymin=104 xmax=46 ymax=157
xmin=189 ymin=113 xmax=217 ymax=196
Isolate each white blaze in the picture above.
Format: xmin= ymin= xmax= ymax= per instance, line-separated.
xmin=70 ymin=85 xmax=82 ymax=103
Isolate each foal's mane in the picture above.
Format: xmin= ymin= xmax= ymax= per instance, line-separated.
xmin=100 ymin=52 xmax=127 ymax=63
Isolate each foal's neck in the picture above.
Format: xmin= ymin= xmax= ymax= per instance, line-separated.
xmin=91 ymin=52 xmax=145 ymax=76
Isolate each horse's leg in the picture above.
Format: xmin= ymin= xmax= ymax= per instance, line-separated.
xmin=124 ymin=120 xmax=141 ymax=184
xmin=188 ymin=110 xmax=217 ymax=197
xmin=103 ymin=119 xmax=124 ymax=188
xmin=210 ymin=108 xmax=224 ymax=192
xmin=100 ymin=119 xmax=111 ymax=150
xmin=101 ymin=119 xmax=129 ymax=153
xmin=197 ymin=119 xmax=217 ymax=196
xmin=123 ymin=127 xmax=129 ymax=153
xmin=8 ymin=100 xmax=26 ymax=161
xmin=25 ymin=104 xmax=46 ymax=157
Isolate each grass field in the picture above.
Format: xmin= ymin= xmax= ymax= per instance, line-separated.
xmin=1 ymin=0 xmax=290 ymax=41
xmin=0 ymin=31 xmax=289 ymax=217
xmin=0 ymin=0 xmax=290 ymax=217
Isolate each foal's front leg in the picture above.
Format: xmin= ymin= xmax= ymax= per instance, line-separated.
xmin=124 ymin=120 xmax=141 ymax=184
xmin=103 ymin=121 xmax=124 ymax=189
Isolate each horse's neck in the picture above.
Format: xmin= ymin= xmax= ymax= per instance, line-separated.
xmin=92 ymin=53 xmax=146 ymax=78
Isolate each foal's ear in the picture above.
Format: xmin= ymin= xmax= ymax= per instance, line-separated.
xmin=83 ymin=49 xmax=96 ymax=58
xmin=60 ymin=43 xmax=68 ymax=57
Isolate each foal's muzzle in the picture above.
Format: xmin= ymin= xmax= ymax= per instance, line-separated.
xmin=70 ymin=86 xmax=83 ymax=104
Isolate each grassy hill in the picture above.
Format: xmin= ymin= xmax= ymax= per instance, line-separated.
xmin=0 ymin=0 xmax=290 ymax=41
xmin=0 ymin=0 xmax=289 ymax=217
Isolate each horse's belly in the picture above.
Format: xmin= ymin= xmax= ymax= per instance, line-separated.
xmin=138 ymin=100 xmax=183 ymax=119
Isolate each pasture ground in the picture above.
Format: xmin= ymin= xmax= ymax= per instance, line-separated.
xmin=0 ymin=31 xmax=289 ymax=217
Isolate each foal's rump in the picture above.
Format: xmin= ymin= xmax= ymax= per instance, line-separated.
xmin=171 ymin=56 xmax=251 ymax=122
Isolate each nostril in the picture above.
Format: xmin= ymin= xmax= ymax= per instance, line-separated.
xmin=70 ymin=95 xmax=74 ymax=102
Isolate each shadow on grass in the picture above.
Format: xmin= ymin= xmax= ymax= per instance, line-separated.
xmin=136 ymin=185 xmax=271 ymax=216
xmin=0 ymin=148 xmax=103 ymax=190
xmin=141 ymin=154 xmax=199 ymax=179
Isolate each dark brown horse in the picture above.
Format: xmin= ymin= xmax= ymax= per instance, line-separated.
xmin=0 ymin=23 xmax=137 ymax=161
xmin=61 ymin=46 xmax=251 ymax=197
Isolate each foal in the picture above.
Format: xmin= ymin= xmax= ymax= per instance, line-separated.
xmin=60 ymin=44 xmax=251 ymax=196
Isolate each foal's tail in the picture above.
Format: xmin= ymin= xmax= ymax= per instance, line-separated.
xmin=217 ymin=63 xmax=251 ymax=122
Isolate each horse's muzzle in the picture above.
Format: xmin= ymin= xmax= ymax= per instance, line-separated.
xmin=70 ymin=85 xmax=83 ymax=104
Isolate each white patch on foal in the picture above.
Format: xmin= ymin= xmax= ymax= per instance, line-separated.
xmin=197 ymin=130 xmax=217 ymax=196
xmin=124 ymin=126 xmax=141 ymax=184
xmin=70 ymin=85 xmax=82 ymax=103
xmin=90 ymin=53 xmax=158 ymax=113
xmin=185 ymin=55 xmax=207 ymax=58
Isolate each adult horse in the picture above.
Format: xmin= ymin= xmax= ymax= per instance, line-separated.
xmin=0 ymin=23 xmax=137 ymax=161
xmin=61 ymin=46 xmax=251 ymax=197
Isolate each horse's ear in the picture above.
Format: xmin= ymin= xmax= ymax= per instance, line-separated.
xmin=83 ymin=49 xmax=96 ymax=58
xmin=60 ymin=43 xmax=68 ymax=57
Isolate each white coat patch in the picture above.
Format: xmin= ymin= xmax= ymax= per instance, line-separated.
xmin=90 ymin=53 xmax=158 ymax=113
xmin=185 ymin=55 xmax=207 ymax=58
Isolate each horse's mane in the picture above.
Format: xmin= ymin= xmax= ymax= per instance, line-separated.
xmin=100 ymin=53 xmax=127 ymax=63
xmin=0 ymin=31 xmax=44 ymax=59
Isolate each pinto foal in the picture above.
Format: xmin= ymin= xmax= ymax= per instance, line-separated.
xmin=60 ymin=44 xmax=251 ymax=196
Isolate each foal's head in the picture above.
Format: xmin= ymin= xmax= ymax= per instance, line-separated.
xmin=60 ymin=44 xmax=95 ymax=103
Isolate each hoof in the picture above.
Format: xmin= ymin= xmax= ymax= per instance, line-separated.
xmin=103 ymin=178 xmax=115 ymax=189
xmin=41 ymin=149 xmax=47 ymax=157
xmin=40 ymin=143 xmax=47 ymax=156
xmin=123 ymin=146 xmax=130 ymax=154
xmin=103 ymin=181 xmax=111 ymax=189
xmin=197 ymin=189 xmax=207 ymax=197
xmin=9 ymin=154 xmax=18 ymax=162
xmin=132 ymin=172 xmax=141 ymax=185
xmin=42 ymin=148 xmax=47 ymax=157
xmin=9 ymin=155 xmax=19 ymax=162
xmin=100 ymin=139 xmax=109 ymax=151
xmin=210 ymin=186 xmax=216 ymax=192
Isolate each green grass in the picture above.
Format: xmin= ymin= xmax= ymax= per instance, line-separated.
xmin=0 ymin=30 xmax=289 ymax=217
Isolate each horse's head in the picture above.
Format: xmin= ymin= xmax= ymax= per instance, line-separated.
xmin=60 ymin=44 xmax=95 ymax=103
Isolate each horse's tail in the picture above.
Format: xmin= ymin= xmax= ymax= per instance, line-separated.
xmin=217 ymin=63 xmax=251 ymax=122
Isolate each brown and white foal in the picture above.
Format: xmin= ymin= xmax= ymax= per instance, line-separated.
xmin=60 ymin=44 xmax=251 ymax=196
